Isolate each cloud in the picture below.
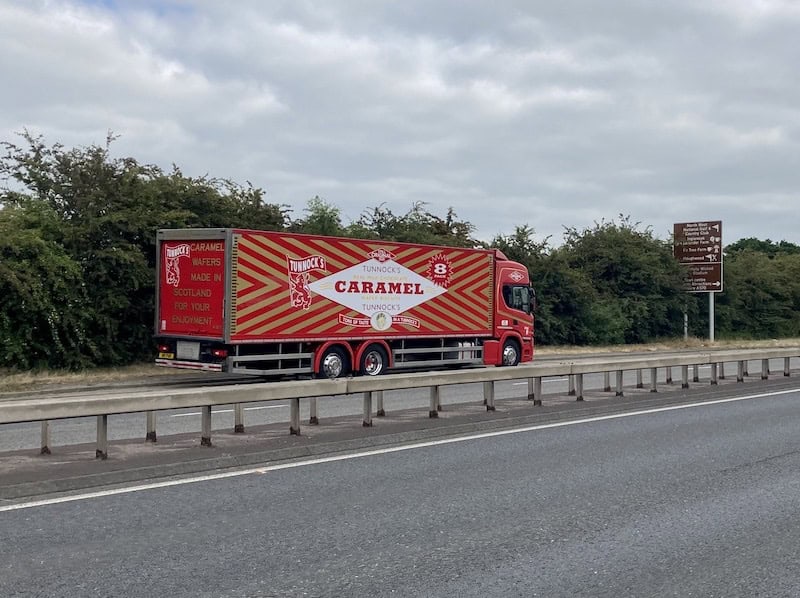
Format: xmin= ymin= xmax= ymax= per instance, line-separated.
xmin=1 ymin=0 xmax=799 ymax=247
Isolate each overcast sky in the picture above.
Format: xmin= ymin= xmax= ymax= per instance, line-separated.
xmin=2 ymin=0 xmax=798 ymax=246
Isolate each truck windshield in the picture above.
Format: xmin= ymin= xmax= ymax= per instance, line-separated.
xmin=502 ymin=284 xmax=534 ymax=315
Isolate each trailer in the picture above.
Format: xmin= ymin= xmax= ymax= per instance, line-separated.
xmin=155 ymin=228 xmax=535 ymax=378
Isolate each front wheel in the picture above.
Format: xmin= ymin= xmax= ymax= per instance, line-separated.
xmin=359 ymin=344 xmax=388 ymax=376
xmin=501 ymin=339 xmax=521 ymax=367
xmin=317 ymin=346 xmax=349 ymax=379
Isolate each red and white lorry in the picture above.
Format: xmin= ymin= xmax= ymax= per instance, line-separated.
xmin=155 ymin=228 xmax=535 ymax=378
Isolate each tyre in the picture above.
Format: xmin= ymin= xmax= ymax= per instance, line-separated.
xmin=317 ymin=346 xmax=349 ymax=379
xmin=359 ymin=344 xmax=388 ymax=376
xmin=501 ymin=339 xmax=521 ymax=367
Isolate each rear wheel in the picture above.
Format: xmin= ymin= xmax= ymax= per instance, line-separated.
xmin=318 ymin=346 xmax=349 ymax=379
xmin=360 ymin=344 xmax=388 ymax=376
xmin=501 ymin=339 xmax=521 ymax=367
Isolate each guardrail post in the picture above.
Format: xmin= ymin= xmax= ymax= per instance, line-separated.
xmin=650 ymin=368 xmax=658 ymax=393
xmin=785 ymin=357 xmax=791 ymax=377
xmin=693 ymin=365 xmax=700 ymax=383
xmin=575 ymin=374 xmax=584 ymax=401
xmin=681 ymin=365 xmax=689 ymax=389
xmin=309 ymin=398 xmax=319 ymax=424
xmin=719 ymin=362 xmax=726 ymax=380
xmin=666 ymin=367 xmax=673 ymax=385
xmin=201 ymin=406 xmax=213 ymax=446
xmin=527 ymin=378 xmax=535 ymax=401
xmin=603 ymin=371 xmax=611 ymax=392
xmin=484 ymin=381 xmax=496 ymax=412
xmin=762 ymin=359 xmax=769 ymax=380
xmin=636 ymin=369 xmax=644 ymax=389
xmin=290 ymin=398 xmax=301 ymax=435
xmin=234 ymin=404 xmax=245 ymax=434
xmin=429 ymin=387 xmax=440 ymax=418
xmin=363 ymin=392 xmax=373 ymax=427
xmin=737 ymin=361 xmax=745 ymax=383
xmin=146 ymin=411 xmax=157 ymax=442
xmin=743 ymin=361 xmax=750 ymax=377
xmin=41 ymin=421 xmax=51 ymax=455
xmin=533 ymin=377 xmax=542 ymax=406
xmin=615 ymin=370 xmax=624 ymax=397
xmin=376 ymin=391 xmax=385 ymax=417
xmin=568 ymin=375 xmax=576 ymax=396
xmin=96 ymin=415 xmax=108 ymax=460
xmin=711 ymin=363 xmax=718 ymax=385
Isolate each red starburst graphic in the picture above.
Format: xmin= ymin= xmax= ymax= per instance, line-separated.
xmin=427 ymin=253 xmax=453 ymax=288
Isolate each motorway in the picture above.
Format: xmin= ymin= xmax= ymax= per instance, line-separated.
xmin=0 ymin=361 xmax=773 ymax=452
xmin=2 ymin=383 xmax=800 ymax=596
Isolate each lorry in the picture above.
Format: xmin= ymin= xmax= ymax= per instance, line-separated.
xmin=154 ymin=228 xmax=535 ymax=378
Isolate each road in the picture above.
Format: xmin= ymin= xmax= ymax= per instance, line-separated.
xmin=2 ymin=385 xmax=800 ymax=596
xmin=2 ymin=360 xmax=781 ymax=451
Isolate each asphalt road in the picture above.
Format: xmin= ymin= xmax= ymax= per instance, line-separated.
xmin=0 ymin=361 xmax=762 ymax=451
xmin=2 ymin=385 xmax=800 ymax=597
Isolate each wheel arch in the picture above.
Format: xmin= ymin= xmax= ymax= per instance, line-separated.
xmin=354 ymin=340 xmax=393 ymax=371
xmin=499 ymin=333 xmax=523 ymax=366
xmin=313 ymin=341 xmax=355 ymax=377
xmin=487 ymin=333 xmax=523 ymax=367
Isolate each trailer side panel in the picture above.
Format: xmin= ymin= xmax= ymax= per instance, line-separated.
xmin=230 ymin=231 xmax=494 ymax=342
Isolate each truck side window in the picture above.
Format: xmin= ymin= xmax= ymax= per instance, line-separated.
xmin=502 ymin=285 xmax=513 ymax=308
xmin=502 ymin=284 xmax=532 ymax=315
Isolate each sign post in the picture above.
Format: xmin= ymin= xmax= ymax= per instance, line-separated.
xmin=673 ymin=221 xmax=723 ymax=341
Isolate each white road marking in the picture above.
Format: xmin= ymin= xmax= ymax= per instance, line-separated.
xmin=3 ymin=386 xmax=798 ymax=512
xmin=170 ymin=405 xmax=287 ymax=418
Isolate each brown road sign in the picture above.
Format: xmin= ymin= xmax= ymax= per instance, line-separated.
xmin=674 ymin=220 xmax=723 ymax=292
xmin=684 ymin=263 xmax=723 ymax=292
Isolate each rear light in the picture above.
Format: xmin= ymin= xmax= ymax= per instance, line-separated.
xmin=211 ymin=348 xmax=228 ymax=359
xmin=157 ymin=344 xmax=171 ymax=353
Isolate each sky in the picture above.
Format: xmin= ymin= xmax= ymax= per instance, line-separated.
xmin=1 ymin=0 xmax=799 ymax=246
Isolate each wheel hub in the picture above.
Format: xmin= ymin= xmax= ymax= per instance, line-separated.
xmin=322 ymin=353 xmax=343 ymax=378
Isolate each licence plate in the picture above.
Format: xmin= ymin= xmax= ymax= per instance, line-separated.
xmin=158 ymin=352 xmax=175 ymax=359
xmin=176 ymin=341 xmax=200 ymax=360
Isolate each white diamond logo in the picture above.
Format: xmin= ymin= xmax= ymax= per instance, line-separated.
xmin=308 ymin=258 xmax=446 ymax=319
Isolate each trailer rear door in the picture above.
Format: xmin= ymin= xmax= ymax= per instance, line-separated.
xmin=157 ymin=235 xmax=227 ymax=339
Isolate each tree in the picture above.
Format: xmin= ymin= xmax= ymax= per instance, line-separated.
xmin=714 ymin=250 xmax=800 ymax=338
xmin=533 ymin=252 xmax=601 ymax=345
xmin=348 ymin=202 xmax=476 ymax=247
xmin=291 ymin=196 xmax=345 ymax=236
xmin=1 ymin=132 xmax=289 ymax=368
xmin=725 ymin=238 xmax=800 ymax=257
xmin=0 ymin=203 xmax=92 ymax=369
xmin=488 ymin=225 xmax=550 ymax=266
xmin=558 ymin=216 xmax=688 ymax=344
xmin=1 ymin=132 xmax=164 ymax=363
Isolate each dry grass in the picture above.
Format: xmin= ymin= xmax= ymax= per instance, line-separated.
xmin=0 ymin=364 xmax=194 ymax=393
xmin=535 ymin=337 xmax=800 ymax=356
xmin=3 ymin=337 xmax=799 ymax=392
